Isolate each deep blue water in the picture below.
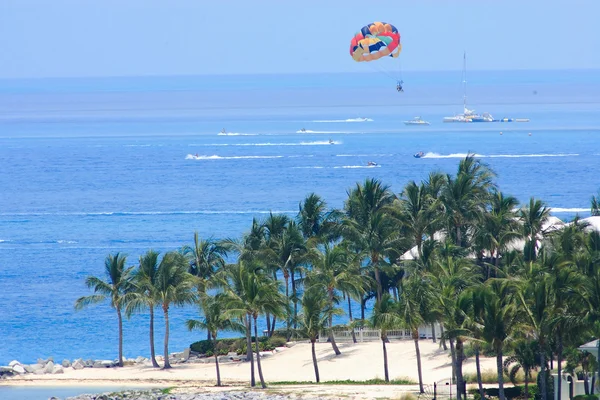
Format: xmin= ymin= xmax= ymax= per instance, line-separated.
xmin=1 ymin=71 xmax=600 ymax=366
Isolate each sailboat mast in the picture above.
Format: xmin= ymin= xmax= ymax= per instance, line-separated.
xmin=462 ymin=51 xmax=467 ymax=112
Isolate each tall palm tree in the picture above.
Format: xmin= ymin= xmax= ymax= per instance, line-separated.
xmin=125 ymin=250 xmax=161 ymax=368
xmin=441 ymin=154 xmax=495 ymax=248
xmin=183 ymin=232 xmax=227 ymax=294
xmin=475 ymin=190 xmax=521 ymax=277
xmin=75 ymin=253 xmax=133 ymax=367
xmin=186 ymin=294 xmax=245 ymax=386
xmin=369 ymin=293 xmax=402 ymax=382
xmin=343 ymin=178 xmax=397 ymax=301
xmin=591 ymin=192 xmax=600 ymax=217
xmin=306 ymin=244 xmax=366 ymax=356
xmin=154 ymin=251 xmax=196 ymax=369
xmin=297 ymin=193 xmax=339 ymax=245
xmin=518 ymin=269 xmax=555 ymax=400
xmin=480 ymin=279 xmax=521 ymax=400
xmin=222 ymin=262 xmax=287 ymax=389
xmin=297 ymin=285 xmax=339 ymax=383
xmin=397 ymin=273 xmax=430 ymax=393
xmin=519 ymin=197 xmax=551 ymax=262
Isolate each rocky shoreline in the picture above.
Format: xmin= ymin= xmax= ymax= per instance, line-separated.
xmin=0 ymin=346 xmax=291 ymax=379
xmin=50 ymin=389 xmax=316 ymax=400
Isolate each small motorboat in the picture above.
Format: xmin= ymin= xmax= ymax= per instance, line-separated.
xmin=328 ymin=139 xmax=334 ymax=144
xmin=367 ymin=161 xmax=378 ymax=167
xmin=300 ymin=128 xmax=307 ymax=133
xmin=404 ymin=117 xmax=430 ymax=126
xmin=413 ymin=151 xmax=425 ymax=159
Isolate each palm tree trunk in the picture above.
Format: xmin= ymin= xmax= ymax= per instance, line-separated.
xmin=213 ymin=337 xmax=221 ymax=386
xmin=162 ymin=304 xmax=171 ymax=369
xmin=347 ymin=295 xmax=357 ymax=344
xmin=117 ymin=306 xmax=124 ymax=367
xmin=149 ymin=306 xmax=159 ymax=368
xmin=270 ymin=315 xmax=276 ymax=337
xmin=431 ymin=323 xmax=436 ymax=343
xmin=328 ymin=292 xmax=341 ymax=355
xmin=540 ymin=348 xmax=547 ymax=400
xmin=524 ymin=371 xmax=530 ymax=399
xmin=373 ymin=253 xmax=382 ymax=302
xmin=440 ymin=324 xmax=447 ymax=350
xmin=557 ymin=334 xmax=563 ymax=400
xmin=254 ymin=315 xmax=266 ymax=389
xmin=449 ymin=338 xmax=456 ymax=384
xmin=285 ymin=274 xmax=290 ymax=339
xmin=455 ymin=338 xmax=465 ymax=400
xmin=413 ymin=329 xmax=424 ymax=393
xmin=265 ymin=313 xmax=271 ymax=335
xmin=496 ymin=344 xmax=505 ymax=400
xmin=246 ymin=314 xmax=255 ymax=387
xmin=291 ymin=270 xmax=298 ymax=330
xmin=382 ymin=334 xmax=389 ymax=382
xmin=361 ymin=296 xmax=366 ymax=320
xmin=311 ymin=339 xmax=320 ymax=383
xmin=475 ymin=344 xmax=485 ymax=400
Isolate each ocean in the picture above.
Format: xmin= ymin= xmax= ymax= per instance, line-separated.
xmin=1 ymin=70 xmax=600 ymax=367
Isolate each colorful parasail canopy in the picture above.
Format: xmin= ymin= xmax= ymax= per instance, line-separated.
xmin=350 ymin=22 xmax=401 ymax=62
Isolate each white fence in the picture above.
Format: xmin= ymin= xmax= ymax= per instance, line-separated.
xmin=318 ymin=323 xmax=442 ymax=343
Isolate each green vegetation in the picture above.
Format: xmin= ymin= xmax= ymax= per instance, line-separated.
xmin=76 ymin=154 xmax=600 ymax=398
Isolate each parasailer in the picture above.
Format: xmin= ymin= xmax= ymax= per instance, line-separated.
xmin=350 ymin=21 xmax=403 ymax=92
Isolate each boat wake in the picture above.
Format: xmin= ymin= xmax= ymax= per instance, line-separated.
xmin=421 ymin=152 xmax=579 ymax=159
xmin=217 ymin=132 xmax=258 ymax=136
xmin=194 ymin=141 xmax=341 ymax=147
xmin=296 ymin=130 xmax=351 ymax=134
xmin=186 ymin=154 xmax=284 ymax=160
xmin=334 ymin=165 xmax=381 ymax=169
xmin=312 ymin=118 xmax=374 ymax=123
xmin=336 ymin=154 xmax=393 ymax=157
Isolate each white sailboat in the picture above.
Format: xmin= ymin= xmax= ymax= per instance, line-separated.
xmin=443 ymin=52 xmax=493 ymax=123
xmin=404 ymin=117 xmax=430 ymax=126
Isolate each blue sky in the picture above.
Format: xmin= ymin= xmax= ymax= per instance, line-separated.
xmin=1 ymin=0 xmax=599 ymax=79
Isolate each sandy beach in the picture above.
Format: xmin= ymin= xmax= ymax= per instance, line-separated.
xmin=1 ymin=340 xmax=497 ymax=399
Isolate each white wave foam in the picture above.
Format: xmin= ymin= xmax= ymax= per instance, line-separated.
xmin=195 ymin=141 xmax=340 ymax=147
xmin=336 ymin=154 xmax=393 ymax=157
xmin=217 ymin=132 xmax=258 ymax=136
xmin=186 ymin=154 xmax=284 ymax=160
xmin=312 ymin=118 xmax=373 ymax=123
xmin=421 ymin=152 xmax=579 ymax=159
xmin=124 ymin=144 xmax=152 ymax=147
xmin=550 ymin=208 xmax=589 ymax=213
xmin=57 ymin=240 xmax=78 ymax=244
xmin=334 ymin=165 xmax=381 ymax=169
xmin=292 ymin=166 xmax=325 ymax=169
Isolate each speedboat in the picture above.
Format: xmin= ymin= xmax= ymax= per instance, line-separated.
xmin=413 ymin=151 xmax=425 ymax=158
xmin=404 ymin=117 xmax=430 ymax=126
xmin=328 ymin=139 xmax=334 ymax=144
xmin=300 ymin=128 xmax=307 ymax=133
xmin=367 ymin=161 xmax=378 ymax=167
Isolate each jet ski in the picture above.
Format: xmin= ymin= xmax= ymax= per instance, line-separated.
xmin=367 ymin=161 xmax=378 ymax=167
xmin=413 ymin=151 xmax=425 ymax=159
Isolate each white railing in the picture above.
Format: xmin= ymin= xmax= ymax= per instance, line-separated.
xmin=318 ymin=323 xmax=442 ymax=343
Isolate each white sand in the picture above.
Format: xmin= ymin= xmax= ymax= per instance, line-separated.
xmin=2 ymin=340 xmax=498 ymax=399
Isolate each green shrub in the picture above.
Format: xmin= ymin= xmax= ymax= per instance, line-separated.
xmin=191 ymin=335 xmax=289 ymax=356
xmin=573 ymin=395 xmax=599 ymax=400
xmin=483 ymin=386 xmax=523 ymax=399
xmin=268 ymin=335 xmax=288 ymax=348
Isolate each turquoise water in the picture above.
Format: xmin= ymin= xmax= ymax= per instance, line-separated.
xmin=0 ymin=385 xmax=149 ymax=400
xmin=1 ymin=71 xmax=600 ymax=366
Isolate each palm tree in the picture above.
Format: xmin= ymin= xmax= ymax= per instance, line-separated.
xmin=125 ymin=250 xmax=161 ymax=368
xmin=441 ymin=154 xmax=495 ymax=248
xmin=222 ymin=262 xmax=287 ymax=388
xmin=297 ymin=193 xmax=339 ymax=245
xmin=519 ymin=198 xmax=551 ymax=262
xmin=475 ymin=190 xmax=521 ymax=277
xmin=343 ymin=178 xmax=397 ymax=301
xmin=186 ymin=295 xmax=245 ymax=386
xmin=480 ymin=279 xmax=521 ymax=400
xmin=75 ymin=253 xmax=133 ymax=367
xmin=369 ymin=293 xmax=402 ymax=382
xmin=154 ymin=251 xmax=196 ymax=369
xmin=397 ymin=273 xmax=429 ymax=393
xmin=504 ymin=339 xmax=541 ymax=399
xmin=518 ymin=269 xmax=555 ymax=400
xmin=306 ymin=244 xmax=366 ymax=356
xmin=183 ymin=232 xmax=227 ymax=294
xmin=591 ymin=191 xmax=600 ymax=216
xmin=297 ymin=285 xmax=339 ymax=383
